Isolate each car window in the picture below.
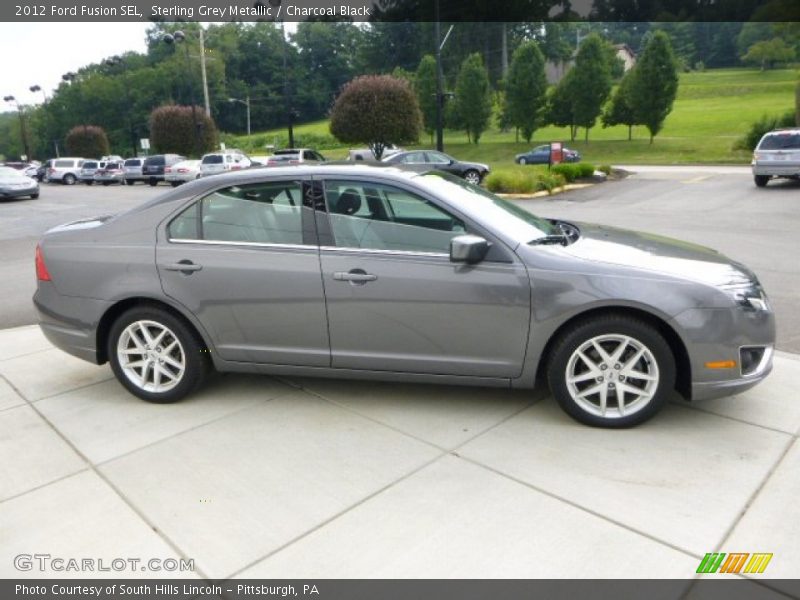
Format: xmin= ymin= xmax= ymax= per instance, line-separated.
xmin=759 ymin=133 xmax=800 ymax=150
xmin=83 ymin=161 xmax=98 ymax=169
xmin=400 ymin=152 xmax=427 ymax=164
xmin=425 ymin=152 xmax=451 ymax=165
xmin=323 ymin=180 xmax=466 ymax=254
xmin=124 ymin=159 xmax=141 ymax=167
xmin=145 ymin=156 xmax=165 ymax=166
xmin=169 ymin=180 xmax=304 ymax=245
xmin=54 ymin=160 xmax=74 ymax=168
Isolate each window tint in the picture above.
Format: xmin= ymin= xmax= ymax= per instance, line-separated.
xmin=425 ymin=152 xmax=451 ymax=164
xmin=54 ymin=160 xmax=74 ymax=168
xmin=759 ymin=133 xmax=800 ymax=150
xmin=124 ymin=159 xmax=141 ymax=167
xmin=323 ymin=180 xmax=466 ymax=253
xmin=202 ymin=155 xmax=223 ymax=164
xmin=82 ymin=161 xmax=98 ymax=169
xmin=144 ymin=156 xmax=165 ymax=166
xmin=169 ymin=181 xmax=304 ymax=245
xmin=400 ymin=152 xmax=426 ymax=164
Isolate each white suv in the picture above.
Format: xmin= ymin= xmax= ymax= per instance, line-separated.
xmin=46 ymin=158 xmax=84 ymax=185
xmin=199 ymin=150 xmax=252 ymax=177
xmin=752 ymin=128 xmax=800 ymax=187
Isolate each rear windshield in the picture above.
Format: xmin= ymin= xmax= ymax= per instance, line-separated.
xmin=124 ymin=159 xmax=141 ymax=166
xmin=82 ymin=161 xmax=98 ymax=169
xmin=54 ymin=160 xmax=75 ymax=168
xmin=270 ymin=154 xmax=299 ymax=161
xmin=759 ymin=133 xmax=800 ymax=150
xmin=106 ymin=163 xmax=122 ymax=169
xmin=202 ymin=155 xmax=223 ymax=164
xmin=144 ymin=156 xmax=165 ymax=166
xmin=274 ymin=150 xmax=301 ymax=156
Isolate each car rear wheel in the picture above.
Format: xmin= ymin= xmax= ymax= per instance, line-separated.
xmin=30 ymin=193 xmax=39 ymax=199
xmin=518 ymin=158 xmax=527 ymax=165
xmin=149 ymin=178 xmax=158 ymax=186
xmin=547 ymin=315 xmax=675 ymax=428
xmin=170 ymin=181 xmax=180 ymax=187
xmin=125 ymin=179 xmax=134 ymax=186
xmin=85 ymin=180 xmax=94 ymax=185
xmin=108 ymin=307 xmax=210 ymax=403
xmin=754 ymin=175 xmax=770 ymax=188
xmin=63 ymin=174 xmax=76 ymax=185
xmin=464 ymin=169 xmax=481 ymax=185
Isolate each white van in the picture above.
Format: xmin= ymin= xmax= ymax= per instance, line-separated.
xmin=199 ymin=150 xmax=252 ymax=177
xmin=46 ymin=158 xmax=84 ymax=185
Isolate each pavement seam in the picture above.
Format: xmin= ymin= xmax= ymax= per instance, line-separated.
xmin=1 ymin=377 xmax=209 ymax=580
xmin=0 ymin=467 xmax=91 ymax=506
xmin=29 ymin=375 xmax=117 ymax=404
xmin=224 ymin=394 xmax=541 ymax=578
xmin=710 ymin=435 xmax=797 ymax=556
xmin=669 ymin=400 xmax=798 ymax=438
xmin=92 ymin=381 xmax=296 ymax=468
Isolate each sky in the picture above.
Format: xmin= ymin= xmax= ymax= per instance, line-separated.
xmin=0 ymin=23 xmax=152 ymax=106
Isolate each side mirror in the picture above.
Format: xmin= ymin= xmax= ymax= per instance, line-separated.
xmin=450 ymin=234 xmax=489 ymax=265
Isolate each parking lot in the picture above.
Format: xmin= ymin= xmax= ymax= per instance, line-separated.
xmin=1 ymin=168 xmax=799 ymax=589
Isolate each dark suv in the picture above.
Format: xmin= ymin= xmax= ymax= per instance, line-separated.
xmin=142 ymin=154 xmax=186 ymax=186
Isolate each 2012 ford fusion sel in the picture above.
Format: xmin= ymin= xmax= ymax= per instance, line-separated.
xmin=34 ymin=165 xmax=774 ymax=427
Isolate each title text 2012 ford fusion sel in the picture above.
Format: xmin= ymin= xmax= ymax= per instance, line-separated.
xmin=34 ymin=165 xmax=774 ymax=427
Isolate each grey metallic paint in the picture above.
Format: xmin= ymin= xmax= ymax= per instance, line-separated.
xmin=34 ymin=165 xmax=775 ymax=402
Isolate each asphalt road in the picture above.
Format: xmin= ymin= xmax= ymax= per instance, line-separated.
xmin=1 ymin=168 xmax=798 ymax=352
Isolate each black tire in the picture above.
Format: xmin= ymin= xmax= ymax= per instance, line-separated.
xmin=125 ymin=179 xmax=134 ymax=186
xmin=754 ymin=175 xmax=769 ymax=188
xmin=170 ymin=181 xmax=180 ymax=187
xmin=102 ymin=182 xmax=110 ymax=186
xmin=108 ymin=306 xmax=211 ymax=403
xmin=546 ymin=314 xmax=675 ymax=428
xmin=30 ymin=193 xmax=39 ymax=199
xmin=85 ymin=180 xmax=94 ymax=186
xmin=148 ymin=178 xmax=158 ymax=186
xmin=464 ymin=169 xmax=481 ymax=185
xmin=63 ymin=174 xmax=76 ymax=185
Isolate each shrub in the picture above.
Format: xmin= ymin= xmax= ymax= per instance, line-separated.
xmin=64 ymin=125 xmax=110 ymax=158
xmin=734 ymin=110 xmax=796 ymax=151
xmin=485 ymin=168 xmax=566 ymax=195
xmin=551 ymin=162 xmax=597 ymax=182
xmin=598 ymin=164 xmax=613 ymax=175
xmin=149 ymin=105 xmax=218 ymax=157
xmin=330 ymin=75 xmax=422 ymax=160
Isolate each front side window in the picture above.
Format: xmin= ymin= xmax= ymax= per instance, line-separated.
xmin=425 ymin=152 xmax=451 ymax=165
xmin=323 ymin=180 xmax=466 ymax=254
xmin=168 ymin=180 xmax=303 ymax=245
xmin=400 ymin=152 xmax=426 ymax=164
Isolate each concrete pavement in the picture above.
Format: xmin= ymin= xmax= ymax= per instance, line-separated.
xmin=1 ymin=324 xmax=798 ymax=587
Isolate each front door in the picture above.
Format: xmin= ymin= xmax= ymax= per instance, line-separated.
xmin=316 ymin=177 xmax=531 ymax=378
xmin=157 ymin=177 xmax=329 ymax=366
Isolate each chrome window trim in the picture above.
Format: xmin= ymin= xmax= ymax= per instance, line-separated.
xmin=168 ymin=238 xmax=315 ymax=251
xmin=319 ymin=245 xmax=448 ymax=259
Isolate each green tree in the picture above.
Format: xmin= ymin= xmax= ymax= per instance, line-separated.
xmin=149 ymin=105 xmax=218 ymax=157
xmin=796 ymin=80 xmax=800 ymax=126
xmin=505 ymin=41 xmax=548 ymax=143
xmin=630 ymin=30 xmax=679 ymax=144
xmin=65 ymin=125 xmax=110 ymax=157
xmin=415 ymin=55 xmax=437 ymax=142
xmin=742 ymin=38 xmax=796 ymax=70
xmin=329 ymin=75 xmax=422 ymax=159
xmin=569 ymin=34 xmax=613 ymax=142
xmin=602 ymin=70 xmax=638 ymax=140
xmin=546 ymin=71 xmax=579 ymax=141
xmin=453 ymin=53 xmax=492 ymax=144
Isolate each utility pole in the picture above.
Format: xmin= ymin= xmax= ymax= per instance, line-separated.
xmin=199 ymin=27 xmax=211 ymax=117
xmin=434 ymin=0 xmax=444 ymax=152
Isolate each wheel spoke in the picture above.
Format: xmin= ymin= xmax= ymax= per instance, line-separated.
xmin=576 ymin=382 xmax=604 ymax=399
xmin=625 ymin=369 xmax=656 ymax=382
xmin=599 ymin=384 xmax=608 ymax=417
xmin=622 ymin=347 xmax=646 ymax=372
xmin=162 ymin=354 xmax=183 ymax=371
xmin=138 ymin=323 xmax=155 ymax=346
xmin=152 ymin=328 xmax=168 ymax=348
xmin=140 ymin=361 xmax=151 ymax=387
xmin=568 ymin=371 xmax=598 ymax=384
xmin=153 ymin=364 xmax=162 ymax=388
xmin=119 ymin=348 xmax=145 ymax=356
xmin=591 ymin=340 xmax=612 ymax=363
xmin=576 ymin=350 xmax=600 ymax=373
xmin=608 ymin=337 xmax=630 ymax=364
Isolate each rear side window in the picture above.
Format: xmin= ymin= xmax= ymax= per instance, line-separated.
xmin=54 ymin=160 xmax=75 ymax=168
xmin=144 ymin=156 xmax=165 ymax=166
xmin=203 ymin=155 xmax=223 ymax=164
xmin=759 ymin=133 xmax=800 ymax=150
xmin=168 ymin=181 xmax=304 ymax=245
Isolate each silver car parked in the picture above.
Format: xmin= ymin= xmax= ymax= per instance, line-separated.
xmin=34 ymin=165 xmax=775 ymax=427
xmin=752 ymin=128 xmax=800 ymax=187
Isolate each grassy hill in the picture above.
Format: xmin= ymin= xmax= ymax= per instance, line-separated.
xmin=226 ymin=67 xmax=799 ymax=167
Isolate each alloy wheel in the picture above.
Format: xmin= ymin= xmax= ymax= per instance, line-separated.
xmin=565 ymin=334 xmax=659 ymax=419
xmin=117 ymin=320 xmax=186 ymax=393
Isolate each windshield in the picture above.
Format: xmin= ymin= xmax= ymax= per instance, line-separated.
xmin=418 ymin=171 xmax=558 ymax=241
xmin=144 ymin=156 xmax=165 ymax=166
xmin=759 ymin=133 xmax=800 ymax=150
xmin=124 ymin=159 xmax=141 ymax=166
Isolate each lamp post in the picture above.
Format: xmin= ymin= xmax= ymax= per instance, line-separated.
xmin=434 ymin=0 xmax=454 ymax=152
xmin=103 ymin=55 xmax=138 ymax=157
xmin=4 ymin=95 xmax=32 ymax=161
xmin=228 ymin=95 xmax=251 ymax=136
xmin=30 ymin=84 xmax=59 ymax=157
xmin=163 ymin=31 xmax=201 ymax=156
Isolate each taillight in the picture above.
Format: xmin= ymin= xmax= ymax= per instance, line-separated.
xmin=165 ymin=167 xmax=172 ymax=173
xmin=48 ymin=168 xmax=55 ymax=174
xmin=35 ymin=244 xmax=51 ymax=281
xmin=177 ymin=168 xmax=189 ymax=173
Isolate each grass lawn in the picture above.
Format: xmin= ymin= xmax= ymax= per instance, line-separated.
xmin=228 ymin=67 xmax=799 ymax=168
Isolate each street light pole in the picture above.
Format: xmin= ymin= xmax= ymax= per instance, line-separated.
xmin=30 ymin=84 xmax=58 ymax=157
xmin=228 ymin=95 xmax=250 ymax=136
xmin=434 ymin=1 xmax=443 ymax=152
xmin=199 ymin=27 xmax=211 ymax=117
xmin=4 ymin=95 xmax=32 ymax=160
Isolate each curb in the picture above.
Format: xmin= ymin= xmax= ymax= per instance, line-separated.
xmin=496 ymin=182 xmax=595 ymax=200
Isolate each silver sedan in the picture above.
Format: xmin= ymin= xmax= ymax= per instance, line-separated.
xmin=33 ymin=165 xmax=775 ymax=427
xmin=0 ymin=166 xmax=39 ymax=199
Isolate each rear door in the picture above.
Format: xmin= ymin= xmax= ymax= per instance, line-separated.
xmin=156 ymin=177 xmax=330 ymax=366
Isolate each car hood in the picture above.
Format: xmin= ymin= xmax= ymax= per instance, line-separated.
xmin=462 ymin=161 xmax=489 ymax=171
xmin=559 ymin=222 xmax=756 ymax=287
xmin=0 ymin=177 xmax=34 ymax=185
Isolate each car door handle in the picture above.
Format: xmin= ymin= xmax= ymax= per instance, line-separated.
xmin=333 ymin=270 xmax=377 ymax=283
xmin=161 ymin=261 xmax=203 ymax=273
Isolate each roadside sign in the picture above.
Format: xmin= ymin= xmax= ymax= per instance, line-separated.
xmin=140 ymin=138 xmax=150 ymax=150
xmin=550 ymin=142 xmax=563 ymax=166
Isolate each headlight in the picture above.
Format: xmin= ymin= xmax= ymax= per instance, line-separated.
xmin=721 ymin=282 xmax=770 ymax=311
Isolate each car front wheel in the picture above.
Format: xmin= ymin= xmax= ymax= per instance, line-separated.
xmin=63 ymin=174 xmax=76 ymax=185
xmin=547 ymin=315 xmax=675 ymax=428
xmin=108 ymin=307 xmax=210 ymax=403
xmin=754 ymin=175 xmax=770 ymax=188
xmin=464 ymin=169 xmax=481 ymax=185
xmin=518 ymin=157 xmax=527 ymax=165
